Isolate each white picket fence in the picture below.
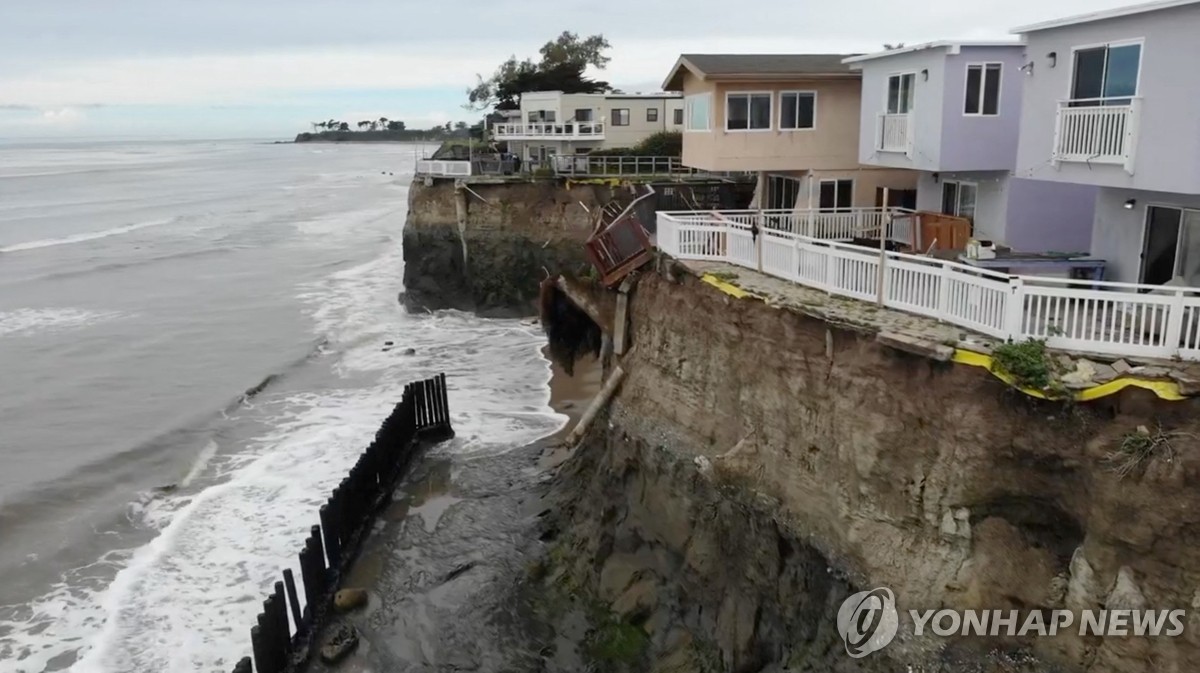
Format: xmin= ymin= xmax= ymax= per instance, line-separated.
xmin=658 ymin=211 xmax=1200 ymax=361
xmin=415 ymin=159 xmax=472 ymax=177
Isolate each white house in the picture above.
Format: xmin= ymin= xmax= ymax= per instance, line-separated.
xmin=493 ymin=91 xmax=684 ymax=168
xmin=1013 ymin=0 xmax=1200 ymax=285
xmin=845 ymin=42 xmax=1097 ymax=252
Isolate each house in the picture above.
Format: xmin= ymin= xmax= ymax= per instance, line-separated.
xmin=660 ymin=53 xmax=918 ymax=212
xmin=493 ymin=91 xmax=684 ymax=168
xmin=844 ymin=42 xmax=1098 ymax=252
xmin=1013 ymin=0 xmax=1200 ymax=285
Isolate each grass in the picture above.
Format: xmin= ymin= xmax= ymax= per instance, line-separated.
xmin=992 ymin=339 xmax=1053 ymax=390
xmin=1104 ymin=424 xmax=1194 ymax=480
xmin=585 ymin=618 xmax=649 ymax=666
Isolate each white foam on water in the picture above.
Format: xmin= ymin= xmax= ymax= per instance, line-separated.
xmin=0 ymin=218 xmax=174 ymax=253
xmin=1 ymin=232 xmax=567 ymax=671
xmin=0 ymin=308 xmax=125 ymax=338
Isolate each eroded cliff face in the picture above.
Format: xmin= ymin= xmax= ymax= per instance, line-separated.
xmin=403 ymin=180 xmax=617 ymax=317
xmin=539 ymin=262 xmax=1200 ymax=673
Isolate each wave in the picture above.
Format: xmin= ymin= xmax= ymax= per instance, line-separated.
xmin=0 ymin=307 xmax=125 ymax=338
xmin=35 ymin=247 xmax=236 ymax=282
xmin=0 ymin=218 xmax=175 ymax=253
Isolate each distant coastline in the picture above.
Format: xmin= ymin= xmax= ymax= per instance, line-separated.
xmin=294 ymin=130 xmax=468 ymax=143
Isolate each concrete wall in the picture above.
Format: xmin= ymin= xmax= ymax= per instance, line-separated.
xmin=1091 ymin=188 xmax=1200 ymax=284
xmin=940 ymin=46 xmax=1025 ymax=172
xmin=1015 ymin=3 xmax=1200 ymax=193
xmin=679 ymin=71 xmax=865 ymax=172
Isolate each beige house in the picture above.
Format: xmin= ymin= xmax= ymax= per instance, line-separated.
xmin=494 ymin=91 xmax=684 ymax=168
xmin=662 ymin=54 xmax=917 ymax=210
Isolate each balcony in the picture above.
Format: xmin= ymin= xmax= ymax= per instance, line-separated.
xmin=493 ymin=122 xmax=606 ymax=141
xmin=1053 ymin=99 xmax=1140 ymax=174
xmin=877 ymin=113 xmax=912 ymax=155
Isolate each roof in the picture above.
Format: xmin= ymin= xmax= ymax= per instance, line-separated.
xmin=843 ymin=40 xmax=1023 ymax=66
xmin=661 ymin=53 xmax=859 ymax=91
xmin=1011 ymin=0 xmax=1200 ymax=33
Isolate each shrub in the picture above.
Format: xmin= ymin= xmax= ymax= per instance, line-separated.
xmin=991 ymin=339 xmax=1052 ymax=390
xmin=632 ymin=130 xmax=682 ymax=157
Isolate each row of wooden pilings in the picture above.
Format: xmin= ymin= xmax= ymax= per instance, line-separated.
xmin=230 ymin=374 xmax=454 ymax=673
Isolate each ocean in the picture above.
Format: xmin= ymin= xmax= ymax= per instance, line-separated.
xmin=0 ymin=140 xmax=566 ymax=672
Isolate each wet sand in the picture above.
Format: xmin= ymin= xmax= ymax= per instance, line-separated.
xmin=310 ymin=352 xmax=602 ymax=672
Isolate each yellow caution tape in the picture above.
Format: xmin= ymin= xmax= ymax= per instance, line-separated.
xmin=701 ymin=273 xmax=762 ymax=300
xmin=699 ymin=272 xmax=1187 ymax=401
xmin=953 ymin=349 xmax=1186 ymax=401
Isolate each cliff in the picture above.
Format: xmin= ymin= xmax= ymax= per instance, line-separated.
xmin=402 ymin=180 xmax=623 ymax=317
xmin=534 ymin=258 xmax=1200 ymax=673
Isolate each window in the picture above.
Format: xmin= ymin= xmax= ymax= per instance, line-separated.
xmin=726 ymin=92 xmax=772 ymax=131
xmin=886 ymin=73 xmax=916 ymax=114
xmin=673 ymin=108 xmax=684 ymax=125
xmin=1071 ymin=42 xmax=1141 ymax=105
xmin=818 ymin=179 xmax=853 ymax=210
xmin=574 ymin=108 xmax=593 ymax=122
xmin=779 ymin=92 xmax=816 ymax=129
xmin=685 ymin=93 xmax=711 ymax=131
xmin=965 ymin=64 xmax=1002 ymax=115
xmin=527 ymin=110 xmax=556 ymax=123
xmin=647 ymin=107 xmax=659 ymax=122
xmin=940 ymin=180 xmax=977 ymax=223
xmin=611 ymin=108 xmax=630 ymax=126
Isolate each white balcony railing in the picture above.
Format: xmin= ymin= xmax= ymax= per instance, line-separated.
xmin=415 ymin=159 xmax=472 ymax=177
xmin=493 ymin=122 xmax=606 ymax=140
xmin=658 ymin=209 xmax=1200 ymax=362
xmin=1052 ymin=99 xmax=1140 ymax=174
xmin=877 ymin=113 xmax=912 ymax=155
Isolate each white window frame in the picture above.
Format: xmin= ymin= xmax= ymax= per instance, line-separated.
xmin=818 ymin=178 xmax=855 ymax=211
xmin=963 ymin=62 xmax=1003 ymax=116
xmin=778 ymin=90 xmax=817 ymax=131
xmin=940 ymin=179 xmax=978 ymax=220
xmin=724 ymin=91 xmax=774 ymax=132
xmin=885 ymin=72 xmax=917 ymax=115
xmin=1066 ymin=38 xmax=1145 ymax=104
xmin=684 ymin=93 xmax=712 ymax=132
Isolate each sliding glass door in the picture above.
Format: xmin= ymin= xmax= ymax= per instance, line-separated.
xmin=1142 ymin=206 xmax=1200 ymax=286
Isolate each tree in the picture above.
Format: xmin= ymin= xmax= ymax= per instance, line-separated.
xmin=386 ymin=120 xmax=406 ymax=131
xmin=369 ymin=121 xmax=378 ymax=131
xmin=444 ymin=121 xmax=452 ymax=132
xmin=538 ymin=31 xmax=611 ymax=70
xmin=466 ymin=32 xmax=612 ymax=111
xmin=454 ymin=121 xmax=469 ymax=131
xmin=338 ymin=122 xmax=350 ymax=131
xmin=379 ymin=117 xmax=389 ymax=130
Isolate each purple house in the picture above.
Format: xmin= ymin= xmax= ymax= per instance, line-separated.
xmin=844 ymin=42 xmax=1097 ymax=252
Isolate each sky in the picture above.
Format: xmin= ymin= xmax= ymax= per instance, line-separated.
xmin=0 ymin=0 xmax=1146 ymax=140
